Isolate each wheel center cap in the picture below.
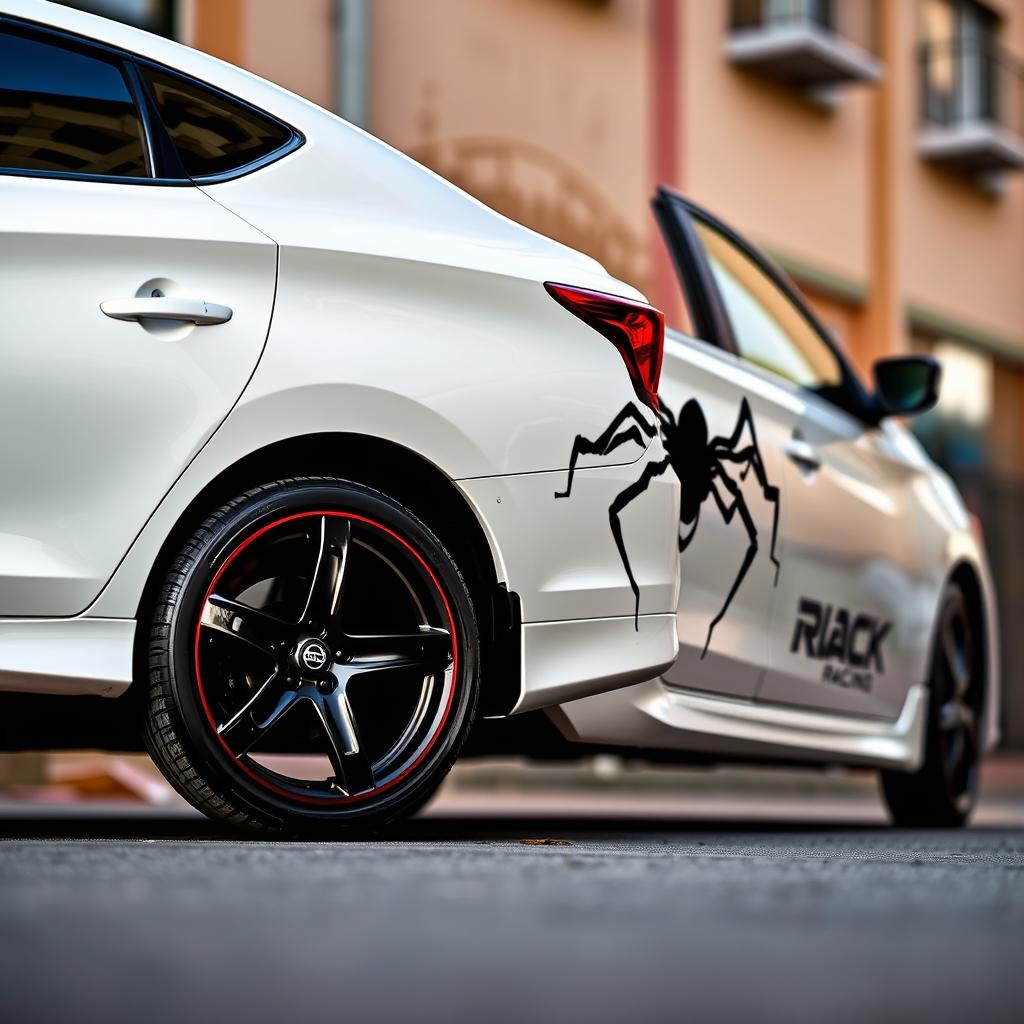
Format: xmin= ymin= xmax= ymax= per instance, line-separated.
xmin=296 ymin=638 xmax=332 ymax=674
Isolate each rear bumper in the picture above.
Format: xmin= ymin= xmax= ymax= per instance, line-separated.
xmin=459 ymin=446 xmax=680 ymax=710
xmin=514 ymin=613 xmax=677 ymax=713
xmin=0 ymin=617 xmax=133 ymax=697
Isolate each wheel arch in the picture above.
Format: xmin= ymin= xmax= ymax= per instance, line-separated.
xmin=935 ymin=558 xmax=998 ymax=750
xmin=948 ymin=559 xmax=988 ymax=694
xmin=133 ymin=432 xmax=522 ymax=718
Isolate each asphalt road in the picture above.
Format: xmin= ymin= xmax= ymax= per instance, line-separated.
xmin=1 ymin=806 xmax=1022 ymax=1024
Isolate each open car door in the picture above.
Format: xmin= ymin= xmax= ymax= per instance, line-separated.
xmin=654 ymin=187 xmax=922 ymax=720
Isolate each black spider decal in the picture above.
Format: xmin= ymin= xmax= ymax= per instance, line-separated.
xmin=555 ymin=396 xmax=781 ymax=657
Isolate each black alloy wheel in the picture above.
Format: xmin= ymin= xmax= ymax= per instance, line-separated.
xmin=881 ymin=582 xmax=983 ymax=828
xmin=144 ymin=477 xmax=479 ymax=833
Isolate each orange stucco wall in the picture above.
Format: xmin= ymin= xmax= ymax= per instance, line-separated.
xmin=682 ymin=0 xmax=872 ymax=291
xmin=899 ymin=1 xmax=1024 ymax=347
xmin=368 ymin=0 xmax=651 ymax=291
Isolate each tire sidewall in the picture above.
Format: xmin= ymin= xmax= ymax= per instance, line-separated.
xmin=881 ymin=579 xmax=983 ymax=828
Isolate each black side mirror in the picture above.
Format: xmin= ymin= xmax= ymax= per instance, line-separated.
xmin=872 ymin=355 xmax=941 ymax=419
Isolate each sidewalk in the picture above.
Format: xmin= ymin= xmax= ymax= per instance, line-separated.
xmin=1 ymin=751 xmax=1023 ymax=827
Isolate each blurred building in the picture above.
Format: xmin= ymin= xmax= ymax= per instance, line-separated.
xmin=65 ymin=0 xmax=1024 ymax=745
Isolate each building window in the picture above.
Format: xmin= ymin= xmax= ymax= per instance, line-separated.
xmin=733 ymin=0 xmax=836 ymax=32
xmin=921 ymin=0 xmax=1000 ymax=128
xmin=918 ymin=0 xmax=1024 ymax=175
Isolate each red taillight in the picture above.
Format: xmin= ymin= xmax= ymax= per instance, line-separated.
xmin=544 ymin=282 xmax=664 ymax=409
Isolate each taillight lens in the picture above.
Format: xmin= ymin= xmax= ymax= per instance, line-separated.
xmin=544 ymin=282 xmax=664 ymax=409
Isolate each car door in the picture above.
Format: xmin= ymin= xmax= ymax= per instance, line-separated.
xmin=656 ymin=188 xmax=920 ymax=719
xmin=0 ymin=20 xmax=279 ymax=616
xmin=759 ymin=388 xmax=929 ymax=720
xmin=653 ymin=189 xmax=797 ymax=699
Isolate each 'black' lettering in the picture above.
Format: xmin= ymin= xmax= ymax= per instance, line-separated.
xmin=790 ymin=598 xmax=821 ymax=657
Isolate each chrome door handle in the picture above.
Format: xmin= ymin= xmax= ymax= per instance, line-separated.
xmin=784 ymin=437 xmax=822 ymax=472
xmin=100 ymin=297 xmax=233 ymax=326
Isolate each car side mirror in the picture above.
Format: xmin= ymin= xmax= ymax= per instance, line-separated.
xmin=872 ymin=355 xmax=941 ymax=419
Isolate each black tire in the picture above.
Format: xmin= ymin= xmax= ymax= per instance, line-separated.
xmin=143 ymin=476 xmax=479 ymax=835
xmin=881 ymin=581 xmax=982 ymax=828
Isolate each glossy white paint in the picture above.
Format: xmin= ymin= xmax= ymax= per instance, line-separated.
xmin=0 ymin=0 xmax=679 ymax=710
xmin=0 ymin=618 xmax=134 ymax=696
xmin=552 ymin=679 xmax=929 ymax=770
xmin=0 ymin=174 xmax=277 ymax=616
xmin=517 ymin=614 xmax=678 ymax=714
xmin=761 ymin=392 xmax=938 ymax=719
xmin=458 ymin=457 xmax=680 ymax=623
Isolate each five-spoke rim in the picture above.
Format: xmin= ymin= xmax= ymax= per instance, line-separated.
xmin=935 ymin=592 xmax=979 ymax=812
xmin=193 ymin=510 xmax=459 ymax=805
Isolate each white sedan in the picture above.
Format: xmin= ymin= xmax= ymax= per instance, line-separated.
xmin=0 ymin=1 xmax=679 ymax=832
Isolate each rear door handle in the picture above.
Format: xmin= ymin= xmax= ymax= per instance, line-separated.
xmin=784 ymin=437 xmax=822 ymax=472
xmin=100 ymin=297 xmax=233 ymax=326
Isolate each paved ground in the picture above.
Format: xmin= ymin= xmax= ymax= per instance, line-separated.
xmin=1 ymin=786 xmax=1022 ymax=1024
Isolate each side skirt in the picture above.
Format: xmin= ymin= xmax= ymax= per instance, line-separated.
xmin=547 ymin=678 xmax=928 ymax=772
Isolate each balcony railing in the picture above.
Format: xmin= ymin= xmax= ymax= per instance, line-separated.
xmin=727 ymin=0 xmax=880 ymax=90
xmin=919 ymin=39 xmax=1024 ymax=175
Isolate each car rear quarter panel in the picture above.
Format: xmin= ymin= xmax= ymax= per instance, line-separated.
xmin=246 ymin=247 xmax=652 ymax=477
xmin=85 ymin=249 xmax=672 ymax=622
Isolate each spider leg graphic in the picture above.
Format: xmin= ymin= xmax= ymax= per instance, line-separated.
xmin=656 ymin=400 xmax=676 ymax=432
xmin=711 ymin=397 xmax=781 ymax=584
xmin=678 ymin=509 xmax=700 ymax=553
xmin=713 ymin=396 xmax=761 ymax=480
xmin=702 ymin=467 xmax=759 ymax=659
xmin=555 ymin=402 xmax=658 ymax=499
xmin=609 ymin=455 xmax=672 ymax=629
xmin=716 ymin=445 xmax=781 ymax=584
xmin=712 ymin=396 xmax=758 ymax=453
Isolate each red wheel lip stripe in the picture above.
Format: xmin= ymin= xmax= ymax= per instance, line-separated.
xmin=193 ymin=510 xmax=460 ymax=807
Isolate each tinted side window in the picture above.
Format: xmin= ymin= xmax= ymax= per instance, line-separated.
xmin=0 ymin=30 xmax=148 ymax=177
xmin=693 ymin=218 xmax=843 ymax=393
xmin=142 ymin=67 xmax=292 ymax=178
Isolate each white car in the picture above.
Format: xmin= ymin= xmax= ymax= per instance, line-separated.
xmin=0 ymin=1 xmax=680 ymax=832
xmin=0 ymin=2 xmax=998 ymax=835
xmin=535 ymin=189 xmax=1000 ymax=828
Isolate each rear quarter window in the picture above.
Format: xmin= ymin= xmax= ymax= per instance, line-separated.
xmin=141 ymin=66 xmax=294 ymax=179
